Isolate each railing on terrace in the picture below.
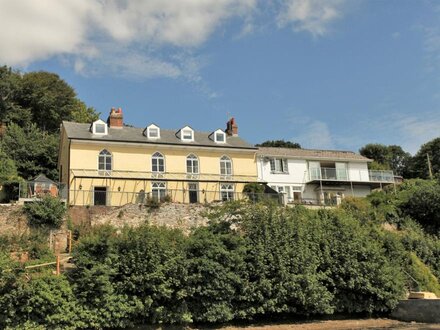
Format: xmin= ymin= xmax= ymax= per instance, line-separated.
xmin=368 ymin=170 xmax=394 ymax=182
xmin=308 ymin=168 xmax=394 ymax=183
xmin=69 ymin=188 xmax=281 ymax=206
xmin=70 ymin=169 xmax=257 ymax=182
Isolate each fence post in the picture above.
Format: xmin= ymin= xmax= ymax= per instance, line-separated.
xmin=56 ymin=255 xmax=60 ymax=275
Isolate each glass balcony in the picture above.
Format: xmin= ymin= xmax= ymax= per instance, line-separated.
xmin=368 ymin=170 xmax=394 ymax=183
xmin=309 ymin=167 xmax=349 ymax=181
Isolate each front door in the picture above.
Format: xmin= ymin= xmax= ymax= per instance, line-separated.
xmin=188 ymin=183 xmax=198 ymax=203
xmin=94 ymin=187 xmax=107 ymax=206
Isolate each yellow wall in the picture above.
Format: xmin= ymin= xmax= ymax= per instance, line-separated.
xmin=61 ymin=138 xmax=258 ymax=206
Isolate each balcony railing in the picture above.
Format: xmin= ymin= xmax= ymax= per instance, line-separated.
xmin=70 ymin=169 xmax=257 ymax=182
xmin=368 ymin=170 xmax=394 ymax=183
xmin=309 ymin=167 xmax=349 ymax=181
xmin=308 ymin=168 xmax=394 ymax=183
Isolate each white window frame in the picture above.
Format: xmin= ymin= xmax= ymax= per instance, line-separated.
xmin=146 ymin=124 xmax=160 ymax=139
xmin=220 ymin=184 xmax=234 ymax=201
xmin=270 ymin=158 xmax=288 ymax=174
xmin=98 ymin=149 xmax=112 ymax=174
xmin=220 ymin=155 xmax=232 ymax=177
xmin=213 ymin=129 xmax=226 ymax=143
xmin=151 ymin=181 xmax=166 ymax=201
xmin=92 ymin=120 xmax=108 ymax=135
xmin=186 ymin=154 xmax=199 ymax=174
xmin=151 ymin=152 xmax=165 ymax=173
xmin=180 ymin=126 xmax=194 ymax=142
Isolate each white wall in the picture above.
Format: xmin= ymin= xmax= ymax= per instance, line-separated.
xmin=257 ymin=157 xmax=308 ymax=185
xmin=348 ymin=162 xmax=370 ymax=182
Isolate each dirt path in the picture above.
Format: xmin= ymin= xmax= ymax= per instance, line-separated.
xmin=219 ymin=319 xmax=440 ymax=330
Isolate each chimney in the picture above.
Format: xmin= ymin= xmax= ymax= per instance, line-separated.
xmin=107 ymin=107 xmax=123 ymax=128
xmin=225 ymin=117 xmax=238 ymax=136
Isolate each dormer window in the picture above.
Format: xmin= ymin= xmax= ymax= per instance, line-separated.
xmin=145 ymin=124 xmax=160 ymax=139
xmin=180 ymin=126 xmax=194 ymax=142
xmin=213 ymin=129 xmax=226 ymax=143
xmin=91 ymin=119 xmax=108 ymax=135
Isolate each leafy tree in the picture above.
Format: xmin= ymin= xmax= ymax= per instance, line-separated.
xmin=23 ymin=195 xmax=66 ymax=228
xmin=409 ymin=137 xmax=440 ymax=179
xmin=1 ymin=123 xmax=59 ymax=180
xmin=359 ymin=143 xmax=411 ymax=176
xmin=71 ymin=100 xmax=100 ymax=123
xmin=256 ymin=140 xmax=301 ymax=148
xmin=400 ymin=183 xmax=440 ymax=235
xmin=0 ymin=149 xmax=19 ymax=183
xmin=17 ymin=71 xmax=77 ymax=132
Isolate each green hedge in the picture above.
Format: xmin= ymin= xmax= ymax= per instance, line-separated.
xmin=0 ymin=202 xmax=423 ymax=329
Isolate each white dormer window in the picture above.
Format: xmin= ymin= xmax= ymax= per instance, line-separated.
xmin=180 ymin=126 xmax=194 ymax=142
xmin=213 ymin=129 xmax=226 ymax=143
xmin=146 ymin=124 xmax=160 ymax=139
xmin=92 ymin=119 xmax=108 ymax=135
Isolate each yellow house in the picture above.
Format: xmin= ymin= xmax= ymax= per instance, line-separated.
xmin=58 ymin=108 xmax=258 ymax=206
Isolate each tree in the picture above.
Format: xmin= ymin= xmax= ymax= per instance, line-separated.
xmin=1 ymin=123 xmax=59 ymax=180
xmin=71 ymin=100 xmax=100 ymax=123
xmin=23 ymin=195 xmax=66 ymax=228
xmin=359 ymin=143 xmax=411 ymax=177
xmin=0 ymin=149 xmax=19 ymax=183
xmin=18 ymin=71 xmax=77 ymax=132
xmin=256 ymin=140 xmax=301 ymax=148
xmin=409 ymin=137 xmax=440 ymax=179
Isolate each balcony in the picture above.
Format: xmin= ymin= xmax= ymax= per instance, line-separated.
xmin=308 ymin=168 xmax=394 ymax=183
xmin=70 ymin=169 xmax=257 ymax=183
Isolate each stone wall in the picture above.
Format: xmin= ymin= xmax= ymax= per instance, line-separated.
xmin=0 ymin=204 xmax=28 ymax=235
xmin=69 ymin=203 xmax=211 ymax=234
xmin=391 ymin=299 xmax=440 ymax=323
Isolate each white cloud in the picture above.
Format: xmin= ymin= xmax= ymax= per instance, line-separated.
xmin=389 ymin=113 xmax=440 ymax=154
xmin=0 ymin=0 xmax=256 ymax=80
xmin=277 ymin=0 xmax=347 ymax=37
xmin=287 ymin=113 xmax=336 ymax=149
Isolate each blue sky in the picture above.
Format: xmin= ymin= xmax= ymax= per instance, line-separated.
xmin=1 ymin=0 xmax=440 ymax=154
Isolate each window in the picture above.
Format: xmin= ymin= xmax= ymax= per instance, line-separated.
xmin=220 ymin=155 xmax=232 ymax=176
xmin=186 ymin=154 xmax=199 ymax=174
xmin=149 ymin=128 xmax=159 ymax=138
xmin=182 ymin=129 xmax=193 ymax=140
xmin=98 ymin=149 xmax=112 ymax=172
xmin=152 ymin=152 xmax=165 ymax=173
xmin=151 ymin=182 xmax=166 ymax=201
xmin=95 ymin=124 xmax=106 ymax=133
xmin=270 ymin=158 xmax=288 ymax=173
xmin=91 ymin=120 xmax=108 ymax=135
xmin=215 ymin=132 xmax=225 ymax=142
xmin=220 ymin=184 xmax=234 ymax=201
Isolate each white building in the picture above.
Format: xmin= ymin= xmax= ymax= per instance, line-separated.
xmin=257 ymin=147 xmax=395 ymax=205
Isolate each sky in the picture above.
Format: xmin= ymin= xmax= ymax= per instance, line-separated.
xmin=1 ymin=0 xmax=440 ymax=154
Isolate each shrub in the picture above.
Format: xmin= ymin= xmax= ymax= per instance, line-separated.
xmin=23 ymin=195 xmax=66 ymax=228
xmin=242 ymin=182 xmax=265 ymax=202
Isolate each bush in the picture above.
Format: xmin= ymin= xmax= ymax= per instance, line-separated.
xmin=242 ymin=182 xmax=265 ymax=202
xmin=23 ymin=195 xmax=66 ymax=228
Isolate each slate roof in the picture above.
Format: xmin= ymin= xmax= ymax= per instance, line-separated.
xmin=62 ymin=121 xmax=256 ymax=150
xmin=257 ymin=147 xmax=371 ymax=162
xmin=30 ymin=174 xmax=56 ymax=184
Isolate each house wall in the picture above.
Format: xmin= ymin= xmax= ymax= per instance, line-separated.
xmin=58 ymin=127 xmax=70 ymax=185
xmin=348 ymin=162 xmax=370 ymax=182
xmin=66 ymin=140 xmax=257 ymax=206
xmin=257 ymin=156 xmax=373 ymax=204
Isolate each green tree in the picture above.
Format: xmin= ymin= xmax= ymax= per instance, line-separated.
xmin=23 ymin=195 xmax=66 ymax=228
xmin=359 ymin=143 xmax=411 ymax=176
xmin=256 ymin=140 xmax=301 ymax=148
xmin=0 ymin=149 xmax=19 ymax=183
xmin=409 ymin=137 xmax=440 ymax=179
xmin=71 ymin=100 xmax=100 ymax=123
xmin=17 ymin=71 xmax=77 ymax=132
xmin=1 ymin=123 xmax=59 ymax=180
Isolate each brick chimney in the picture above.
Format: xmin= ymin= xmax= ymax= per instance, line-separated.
xmin=225 ymin=117 xmax=238 ymax=136
xmin=107 ymin=107 xmax=123 ymax=128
